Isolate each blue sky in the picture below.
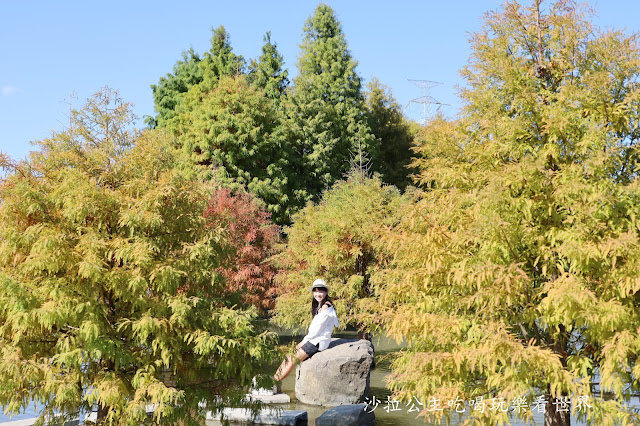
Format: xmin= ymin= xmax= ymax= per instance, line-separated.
xmin=2 ymin=1 xmax=639 ymax=161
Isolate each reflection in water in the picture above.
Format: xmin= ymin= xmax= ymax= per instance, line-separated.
xmin=0 ymin=326 xmax=607 ymax=425
xmin=272 ymin=326 xmax=588 ymax=426
xmin=0 ymin=404 xmax=40 ymax=423
xmin=275 ymin=327 xmax=443 ymax=425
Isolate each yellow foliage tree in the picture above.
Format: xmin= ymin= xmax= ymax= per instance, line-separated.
xmin=0 ymin=89 xmax=275 ymax=424
xmin=374 ymin=1 xmax=640 ymax=425
xmin=273 ymin=174 xmax=407 ymax=338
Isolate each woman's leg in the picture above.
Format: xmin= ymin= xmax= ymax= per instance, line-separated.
xmin=274 ymin=348 xmax=308 ymax=382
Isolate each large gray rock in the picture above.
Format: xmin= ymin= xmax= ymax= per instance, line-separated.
xmin=295 ymin=339 xmax=374 ymax=406
xmin=316 ymin=404 xmax=375 ymax=425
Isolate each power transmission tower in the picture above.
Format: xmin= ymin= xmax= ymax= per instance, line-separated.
xmin=348 ymin=137 xmax=372 ymax=184
xmin=58 ymin=91 xmax=77 ymax=131
xmin=405 ymin=79 xmax=448 ymax=125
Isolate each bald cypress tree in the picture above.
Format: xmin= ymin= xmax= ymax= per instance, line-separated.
xmin=0 ymin=89 xmax=274 ymax=424
xmin=248 ymin=32 xmax=289 ymax=101
xmin=287 ymin=4 xmax=375 ymax=199
xmin=374 ymin=1 xmax=640 ymax=425
xmin=201 ymin=25 xmax=245 ymax=80
xmin=171 ymin=75 xmax=297 ymax=225
xmin=273 ymin=174 xmax=407 ymax=338
xmin=151 ymin=25 xmax=245 ymax=128
xmin=364 ymin=78 xmax=416 ymax=191
xmin=150 ymin=48 xmax=203 ymax=128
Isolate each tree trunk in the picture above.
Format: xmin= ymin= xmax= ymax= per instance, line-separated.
xmin=546 ymin=324 xmax=571 ymax=426
xmin=357 ymin=328 xmax=375 ymax=368
xmin=357 ymin=329 xmax=372 ymax=340
xmin=544 ymin=396 xmax=571 ymax=426
xmin=96 ymin=359 xmax=115 ymax=424
xmin=97 ymin=403 xmax=109 ymax=424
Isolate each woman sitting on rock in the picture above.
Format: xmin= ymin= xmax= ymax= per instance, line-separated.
xmin=274 ymin=278 xmax=339 ymax=382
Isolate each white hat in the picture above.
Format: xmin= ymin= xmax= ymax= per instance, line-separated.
xmin=310 ymin=278 xmax=329 ymax=292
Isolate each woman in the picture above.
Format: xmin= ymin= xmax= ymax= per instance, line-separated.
xmin=273 ymin=278 xmax=339 ymax=382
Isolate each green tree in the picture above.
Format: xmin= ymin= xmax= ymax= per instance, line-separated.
xmin=200 ymin=25 xmax=245 ymax=80
xmin=287 ymin=4 xmax=375 ymax=199
xmin=364 ymin=78 xmax=416 ymax=190
xmin=154 ymin=29 xmax=301 ymax=224
xmin=151 ymin=26 xmax=245 ymax=128
xmin=0 ymin=89 xmax=274 ymax=424
xmin=273 ymin=173 xmax=406 ymax=338
xmin=248 ymin=32 xmax=289 ymax=101
xmin=374 ymin=1 xmax=640 ymax=425
xmin=151 ymin=48 xmax=203 ymax=128
xmin=170 ymin=75 xmax=298 ymax=225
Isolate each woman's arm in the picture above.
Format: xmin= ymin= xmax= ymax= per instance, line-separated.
xmin=301 ymin=306 xmax=337 ymax=344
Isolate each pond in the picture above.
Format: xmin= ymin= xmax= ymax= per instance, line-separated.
xmin=0 ymin=325 xmax=619 ymax=425
xmin=276 ymin=328 xmax=434 ymax=425
xmin=264 ymin=325 xmax=590 ymax=426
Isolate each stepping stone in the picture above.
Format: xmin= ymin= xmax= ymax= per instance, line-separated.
xmin=251 ymin=386 xmax=277 ymax=396
xmin=207 ymin=408 xmax=307 ymax=425
xmin=246 ymin=393 xmax=291 ymax=404
xmin=0 ymin=420 xmax=40 ymax=426
xmin=0 ymin=417 xmax=86 ymax=426
xmin=316 ymin=404 xmax=375 ymax=426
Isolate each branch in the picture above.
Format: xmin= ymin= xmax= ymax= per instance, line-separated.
xmin=535 ymin=0 xmax=544 ymax=70
xmin=518 ymin=322 xmax=530 ymax=342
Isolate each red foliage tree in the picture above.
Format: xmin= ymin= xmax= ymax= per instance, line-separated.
xmin=204 ymin=187 xmax=280 ymax=312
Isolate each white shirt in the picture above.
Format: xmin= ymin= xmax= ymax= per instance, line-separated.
xmin=301 ymin=305 xmax=339 ymax=351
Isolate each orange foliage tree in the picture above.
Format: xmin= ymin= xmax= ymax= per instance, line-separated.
xmin=204 ymin=188 xmax=280 ymax=312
